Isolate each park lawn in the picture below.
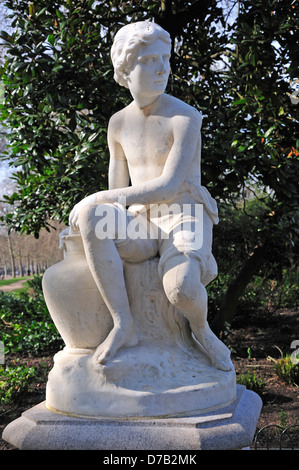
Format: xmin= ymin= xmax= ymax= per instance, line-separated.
xmin=0 ymin=277 xmax=29 ymax=287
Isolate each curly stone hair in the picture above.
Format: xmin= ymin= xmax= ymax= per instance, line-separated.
xmin=110 ymin=21 xmax=171 ymax=88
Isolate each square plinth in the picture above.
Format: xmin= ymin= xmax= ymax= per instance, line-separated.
xmin=2 ymin=385 xmax=262 ymax=450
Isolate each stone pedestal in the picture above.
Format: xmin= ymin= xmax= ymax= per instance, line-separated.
xmin=2 ymin=385 xmax=262 ymax=450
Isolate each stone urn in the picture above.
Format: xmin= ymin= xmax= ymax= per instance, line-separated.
xmin=42 ymin=230 xmax=113 ymax=354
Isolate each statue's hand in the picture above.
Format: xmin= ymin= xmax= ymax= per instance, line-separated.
xmin=69 ymin=194 xmax=97 ymax=232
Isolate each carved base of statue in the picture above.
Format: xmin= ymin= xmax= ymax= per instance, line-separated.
xmin=3 ymin=385 xmax=262 ymax=450
xmin=42 ymin=232 xmax=236 ymax=418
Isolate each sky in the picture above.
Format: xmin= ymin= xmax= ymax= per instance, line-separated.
xmin=0 ymin=0 xmax=12 ymax=193
xmin=0 ymin=160 xmax=12 ymax=197
xmin=0 ymin=159 xmax=9 ymax=180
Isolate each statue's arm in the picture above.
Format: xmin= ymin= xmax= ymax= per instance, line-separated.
xmin=107 ymin=120 xmax=130 ymax=190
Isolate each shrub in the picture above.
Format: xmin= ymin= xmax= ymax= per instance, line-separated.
xmin=0 ymin=358 xmax=52 ymax=406
xmin=0 ymin=275 xmax=63 ymax=355
xmin=242 ymin=269 xmax=299 ymax=313
xmin=273 ymin=355 xmax=299 ymax=386
xmin=0 ymin=363 xmax=36 ymax=404
xmin=236 ymin=371 xmax=266 ymax=395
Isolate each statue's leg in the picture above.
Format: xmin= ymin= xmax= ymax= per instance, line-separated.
xmin=161 ymin=255 xmax=233 ymax=371
xmin=77 ymin=203 xmax=157 ymax=364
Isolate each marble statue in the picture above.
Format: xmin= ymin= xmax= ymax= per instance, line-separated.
xmin=42 ymin=21 xmax=236 ymax=418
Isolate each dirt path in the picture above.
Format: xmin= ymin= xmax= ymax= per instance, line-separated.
xmin=0 ymin=280 xmax=28 ymax=292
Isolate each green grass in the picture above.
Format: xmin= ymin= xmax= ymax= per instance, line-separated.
xmin=0 ymin=276 xmax=29 ymax=287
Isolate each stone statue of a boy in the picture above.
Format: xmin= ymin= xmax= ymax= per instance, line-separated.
xmin=69 ymin=21 xmax=233 ymax=372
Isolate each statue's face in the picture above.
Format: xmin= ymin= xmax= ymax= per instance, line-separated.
xmin=126 ymin=39 xmax=171 ymax=102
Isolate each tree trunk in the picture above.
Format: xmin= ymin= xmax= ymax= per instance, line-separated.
xmin=26 ymin=255 xmax=30 ymax=276
xmin=3 ymin=257 xmax=8 ymax=279
xmin=7 ymin=234 xmax=16 ymax=278
xmin=212 ymin=239 xmax=270 ymax=336
xmin=18 ymin=247 xmax=23 ymax=277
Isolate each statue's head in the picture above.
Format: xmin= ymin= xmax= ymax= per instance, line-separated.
xmin=111 ymin=21 xmax=171 ymax=89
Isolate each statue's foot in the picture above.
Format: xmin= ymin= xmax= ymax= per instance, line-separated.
xmin=94 ymin=323 xmax=138 ymax=365
xmin=211 ymin=354 xmax=234 ymax=372
xmin=192 ymin=328 xmax=234 ymax=372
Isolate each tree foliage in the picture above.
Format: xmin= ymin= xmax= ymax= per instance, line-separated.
xmin=0 ymin=0 xmax=234 ymax=235
xmin=0 ymin=0 xmax=298 ymax=330
xmin=0 ymin=0 xmax=126 ymax=235
xmin=227 ymin=0 xmax=298 ymax=217
xmin=210 ymin=0 xmax=299 ymax=332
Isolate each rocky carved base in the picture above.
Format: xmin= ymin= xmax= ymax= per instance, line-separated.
xmin=44 ymin=254 xmax=236 ymax=418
